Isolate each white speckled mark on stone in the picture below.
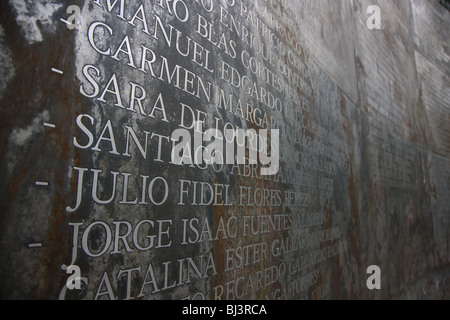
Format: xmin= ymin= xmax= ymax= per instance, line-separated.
xmin=5 ymin=110 xmax=50 ymax=178
xmin=8 ymin=0 xmax=62 ymax=44
xmin=0 ymin=26 xmax=15 ymax=99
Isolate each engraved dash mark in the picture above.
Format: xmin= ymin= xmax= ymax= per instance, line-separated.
xmin=43 ymin=122 xmax=56 ymax=128
xmin=51 ymin=67 xmax=64 ymax=75
xmin=28 ymin=243 xmax=43 ymax=248
xmin=60 ymin=18 xmax=71 ymax=26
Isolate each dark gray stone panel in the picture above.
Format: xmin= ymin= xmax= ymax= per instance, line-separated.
xmin=0 ymin=0 xmax=448 ymax=300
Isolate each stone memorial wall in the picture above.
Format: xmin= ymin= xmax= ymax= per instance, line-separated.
xmin=0 ymin=0 xmax=449 ymax=300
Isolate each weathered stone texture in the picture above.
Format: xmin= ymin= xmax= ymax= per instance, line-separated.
xmin=0 ymin=0 xmax=448 ymax=300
